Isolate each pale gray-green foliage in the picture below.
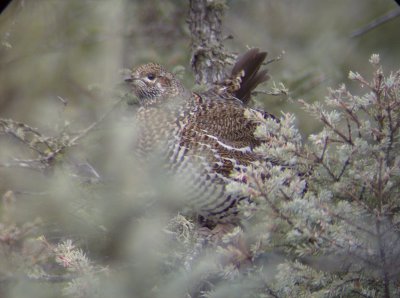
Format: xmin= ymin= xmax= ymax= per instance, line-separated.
xmin=227 ymin=55 xmax=400 ymax=297
xmin=1 ymin=53 xmax=399 ymax=297
xmin=34 ymin=55 xmax=399 ymax=298
xmin=1 ymin=1 xmax=399 ymax=297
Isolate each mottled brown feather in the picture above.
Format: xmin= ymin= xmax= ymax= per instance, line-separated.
xmin=125 ymin=48 xmax=275 ymax=223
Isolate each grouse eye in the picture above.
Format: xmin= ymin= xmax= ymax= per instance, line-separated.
xmin=147 ymin=73 xmax=156 ymax=81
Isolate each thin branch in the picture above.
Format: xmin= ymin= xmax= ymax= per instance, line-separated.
xmin=0 ymin=99 xmax=123 ymax=171
xmin=251 ymin=167 xmax=296 ymax=228
xmin=320 ymin=113 xmax=354 ymax=146
xmin=69 ymin=98 xmax=123 ymax=145
xmin=351 ymin=8 xmax=400 ymax=38
xmin=313 ymin=153 xmax=339 ymax=182
xmin=332 ymin=278 xmax=374 ymax=298
xmin=384 ymin=93 xmax=395 ymax=165
xmin=337 ymin=157 xmax=350 ymax=180
xmin=375 ymin=219 xmax=392 ymax=298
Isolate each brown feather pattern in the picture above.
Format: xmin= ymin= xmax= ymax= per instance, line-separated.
xmin=126 ymin=48 xmax=275 ymax=223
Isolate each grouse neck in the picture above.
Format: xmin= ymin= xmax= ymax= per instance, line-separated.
xmin=140 ymin=93 xmax=190 ymax=109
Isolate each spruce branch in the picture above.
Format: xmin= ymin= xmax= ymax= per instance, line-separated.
xmin=0 ymin=99 xmax=122 ymax=172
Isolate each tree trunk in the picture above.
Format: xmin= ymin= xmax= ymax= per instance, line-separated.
xmin=187 ymin=0 xmax=230 ymax=86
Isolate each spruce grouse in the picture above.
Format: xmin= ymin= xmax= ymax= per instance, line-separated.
xmin=125 ymin=48 xmax=276 ymax=224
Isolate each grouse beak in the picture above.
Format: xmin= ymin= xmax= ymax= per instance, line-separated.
xmin=124 ymin=73 xmax=142 ymax=85
xmin=124 ymin=75 xmax=133 ymax=83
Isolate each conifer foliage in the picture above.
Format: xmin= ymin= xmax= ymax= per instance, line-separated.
xmin=0 ymin=56 xmax=399 ymax=297
xmin=234 ymin=54 xmax=400 ymax=297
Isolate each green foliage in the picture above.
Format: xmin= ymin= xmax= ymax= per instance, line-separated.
xmin=232 ymin=54 xmax=400 ymax=297
xmin=1 ymin=1 xmax=400 ymax=297
xmin=1 ymin=54 xmax=399 ymax=298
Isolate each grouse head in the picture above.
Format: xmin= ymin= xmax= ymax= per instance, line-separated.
xmin=125 ymin=63 xmax=187 ymax=107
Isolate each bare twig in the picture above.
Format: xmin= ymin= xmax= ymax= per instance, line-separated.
xmin=351 ymin=8 xmax=400 ymax=38
xmin=0 ymin=99 xmax=123 ymax=171
xmin=69 ymin=98 xmax=123 ymax=145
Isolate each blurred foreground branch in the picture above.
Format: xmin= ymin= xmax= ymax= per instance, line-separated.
xmin=0 ymin=99 xmax=122 ymax=171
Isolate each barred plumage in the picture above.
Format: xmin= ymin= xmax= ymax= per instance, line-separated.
xmin=125 ymin=48 xmax=275 ymax=224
